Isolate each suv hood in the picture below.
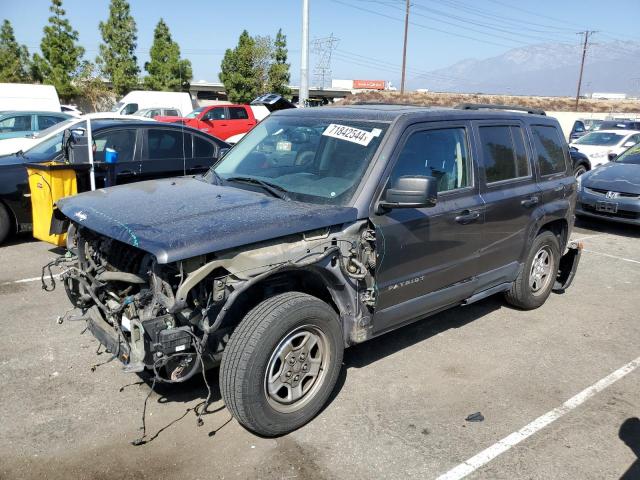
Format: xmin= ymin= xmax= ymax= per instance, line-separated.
xmin=57 ymin=177 xmax=357 ymax=263
xmin=583 ymin=162 xmax=640 ymax=195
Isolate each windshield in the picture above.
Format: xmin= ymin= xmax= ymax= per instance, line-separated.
xmin=185 ymin=107 xmax=205 ymax=119
xmin=574 ymin=131 xmax=625 ymax=146
xmin=24 ymin=121 xmax=87 ymax=160
xmin=110 ymin=102 xmax=124 ymax=113
xmin=615 ymin=143 xmax=640 ymax=165
xmin=209 ymin=115 xmax=388 ymax=206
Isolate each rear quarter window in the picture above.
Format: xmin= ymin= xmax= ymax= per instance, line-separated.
xmin=531 ymin=125 xmax=567 ymax=176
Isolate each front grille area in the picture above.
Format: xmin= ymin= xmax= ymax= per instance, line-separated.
xmin=582 ymin=203 xmax=640 ymax=220
xmin=585 ymin=187 xmax=640 ymax=199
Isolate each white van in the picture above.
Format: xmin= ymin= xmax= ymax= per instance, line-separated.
xmin=110 ymin=91 xmax=193 ymax=116
xmin=0 ymin=83 xmax=61 ymax=112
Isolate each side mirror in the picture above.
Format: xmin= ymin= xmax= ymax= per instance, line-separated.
xmin=378 ymin=175 xmax=438 ymax=212
xmin=608 ymin=152 xmax=618 ymax=161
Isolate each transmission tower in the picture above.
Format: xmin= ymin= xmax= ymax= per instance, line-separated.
xmin=311 ymin=34 xmax=339 ymax=88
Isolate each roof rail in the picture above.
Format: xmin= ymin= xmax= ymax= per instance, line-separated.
xmin=455 ymin=103 xmax=546 ymax=116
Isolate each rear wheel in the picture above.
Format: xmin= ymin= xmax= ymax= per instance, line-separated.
xmin=505 ymin=230 xmax=560 ymax=310
xmin=0 ymin=204 xmax=12 ymax=245
xmin=220 ymin=292 xmax=344 ymax=437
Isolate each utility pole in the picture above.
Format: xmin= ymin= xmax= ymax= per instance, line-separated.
xmin=300 ymin=0 xmax=310 ymax=107
xmin=575 ymin=30 xmax=595 ymax=111
xmin=400 ymin=0 xmax=410 ymax=95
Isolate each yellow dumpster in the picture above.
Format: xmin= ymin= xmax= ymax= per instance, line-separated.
xmin=26 ymin=162 xmax=78 ymax=246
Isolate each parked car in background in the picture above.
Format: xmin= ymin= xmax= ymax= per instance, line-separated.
xmin=0 ymin=120 xmax=229 ymax=244
xmin=598 ymin=120 xmax=640 ymax=131
xmin=49 ymin=104 xmax=580 ymax=437
xmin=110 ymin=91 xmax=193 ymax=117
xmin=569 ymin=130 xmax=640 ymax=168
xmin=570 ymin=148 xmax=591 ymax=177
xmin=576 ymin=143 xmax=640 ymax=225
xmin=0 ymin=111 xmax=71 ymax=141
xmin=0 ymin=113 xmax=154 ymax=157
xmin=0 ymin=83 xmax=61 ymax=111
xmin=156 ymin=104 xmax=257 ymax=141
xmin=134 ymin=107 xmax=182 ymax=119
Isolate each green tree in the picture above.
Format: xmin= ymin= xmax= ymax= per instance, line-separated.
xmin=143 ymin=19 xmax=192 ymax=91
xmin=267 ymin=29 xmax=291 ymax=97
xmin=76 ymin=61 xmax=114 ymax=111
xmin=97 ymin=0 xmax=140 ymax=95
xmin=32 ymin=0 xmax=85 ymax=100
xmin=219 ymin=30 xmax=261 ymax=103
xmin=0 ymin=20 xmax=31 ymax=82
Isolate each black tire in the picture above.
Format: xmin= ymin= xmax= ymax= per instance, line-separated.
xmin=220 ymin=292 xmax=344 ymax=437
xmin=573 ymin=164 xmax=587 ymax=178
xmin=505 ymin=230 xmax=560 ymax=310
xmin=0 ymin=203 xmax=11 ymax=245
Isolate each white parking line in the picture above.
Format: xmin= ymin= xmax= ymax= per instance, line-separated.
xmin=570 ymin=234 xmax=602 ymax=243
xmin=583 ymin=249 xmax=640 ymax=265
xmin=435 ymin=355 xmax=640 ymax=480
xmin=0 ymin=274 xmax=59 ymax=286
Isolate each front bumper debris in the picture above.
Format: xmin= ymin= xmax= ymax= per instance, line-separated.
xmin=553 ymin=241 xmax=582 ymax=292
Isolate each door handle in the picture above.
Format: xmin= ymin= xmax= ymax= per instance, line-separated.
xmin=119 ymin=170 xmax=136 ymax=176
xmin=455 ymin=210 xmax=481 ymax=224
xmin=521 ymin=196 xmax=539 ymax=208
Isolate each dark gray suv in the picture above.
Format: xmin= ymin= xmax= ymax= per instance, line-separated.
xmin=48 ymin=104 xmax=581 ymax=437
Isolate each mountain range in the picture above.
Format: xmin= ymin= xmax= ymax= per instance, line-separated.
xmin=412 ymin=40 xmax=640 ymax=96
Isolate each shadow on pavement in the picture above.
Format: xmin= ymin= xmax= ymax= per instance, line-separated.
xmin=344 ymin=296 xmax=503 ymax=369
xmin=619 ymin=417 xmax=640 ymax=480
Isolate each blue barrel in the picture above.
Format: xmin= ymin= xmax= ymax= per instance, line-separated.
xmin=105 ymin=147 xmax=119 ymax=164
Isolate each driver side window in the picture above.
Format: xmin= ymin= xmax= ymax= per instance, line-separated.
xmin=388 ymin=128 xmax=471 ymax=193
xmin=204 ymin=108 xmax=226 ymax=120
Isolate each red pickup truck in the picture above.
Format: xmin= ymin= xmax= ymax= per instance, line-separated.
xmin=156 ymin=104 xmax=257 ymax=141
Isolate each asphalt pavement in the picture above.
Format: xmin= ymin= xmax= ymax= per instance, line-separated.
xmin=1 ymin=217 xmax=639 ymax=480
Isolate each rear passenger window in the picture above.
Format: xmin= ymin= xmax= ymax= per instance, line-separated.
xmin=389 ymin=128 xmax=471 ymax=193
xmin=531 ymin=125 xmax=567 ymax=176
xmin=229 ymin=107 xmax=249 ymax=120
xmin=147 ymin=129 xmax=192 ymax=159
xmin=165 ymin=109 xmax=179 ymax=117
xmin=39 ymin=115 xmax=64 ymax=130
xmin=479 ymin=126 xmax=530 ymax=183
xmin=194 ymin=136 xmax=216 ymax=158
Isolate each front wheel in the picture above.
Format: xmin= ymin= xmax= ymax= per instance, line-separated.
xmin=505 ymin=230 xmax=560 ymax=310
xmin=220 ymin=292 xmax=344 ymax=437
xmin=573 ymin=164 xmax=587 ymax=178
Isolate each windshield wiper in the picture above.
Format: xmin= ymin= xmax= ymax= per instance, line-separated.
xmin=225 ymin=176 xmax=290 ymax=200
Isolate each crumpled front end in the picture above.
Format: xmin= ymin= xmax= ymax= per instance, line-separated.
xmin=52 ymin=220 xmax=376 ymax=381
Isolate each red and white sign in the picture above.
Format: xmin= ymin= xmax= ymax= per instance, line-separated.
xmin=353 ymin=79 xmax=386 ymax=90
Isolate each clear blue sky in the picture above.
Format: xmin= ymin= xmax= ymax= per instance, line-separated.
xmin=3 ymin=0 xmax=639 ymax=88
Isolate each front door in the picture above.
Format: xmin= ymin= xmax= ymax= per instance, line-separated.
xmin=92 ymin=128 xmax=140 ymax=187
xmin=371 ymin=122 xmax=485 ymax=334
xmin=201 ymin=107 xmax=230 ymax=138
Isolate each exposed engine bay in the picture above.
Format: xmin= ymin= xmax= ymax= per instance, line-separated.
xmin=47 ymin=220 xmax=377 ymax=383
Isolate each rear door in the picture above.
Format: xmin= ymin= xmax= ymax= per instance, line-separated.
xmin=372 ymin=122 xmax=485 ymax=333
xmin=141 ymin=127 xmax=192 ymax=179
xmin=474 ymin=121 xmax=540 ymax=283
xmin=227 ymin=106 xmax=256 ymax=137
xmin=188 ymin=133 xmax=220 ymax=173
xmin=530 ymin=124 xmax=573 ymax=211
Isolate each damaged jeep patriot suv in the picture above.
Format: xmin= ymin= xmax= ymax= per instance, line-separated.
xmin=49 ymin=104 xmax=581 ymax=437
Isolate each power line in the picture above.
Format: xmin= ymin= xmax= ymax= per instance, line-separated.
xmin=575 ymin=30 xmax=596 ymax=111
xmin=311 ymin=34 xmax=339 ymax=88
